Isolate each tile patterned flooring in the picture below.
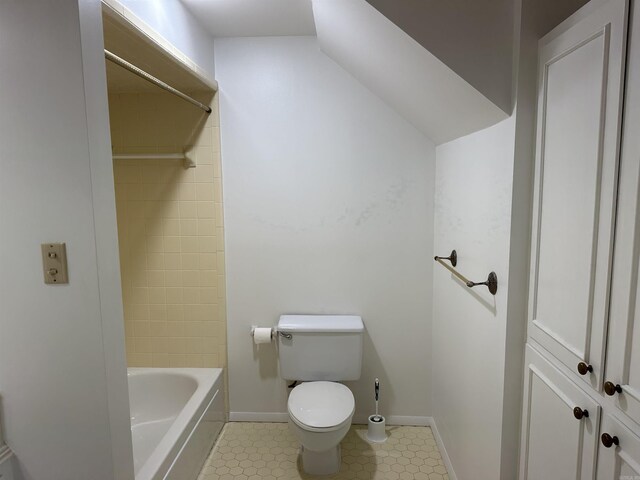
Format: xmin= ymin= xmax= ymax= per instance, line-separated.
xmin=198 ymin=422 xmax=450 ymax=480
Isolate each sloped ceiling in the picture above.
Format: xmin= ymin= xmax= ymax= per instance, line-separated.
xmin=180 ymin=0 xmax=316 ymax=37
xmin=181 ymin=0 xmax=510 ymax=144
xmin=312 ymin=0 xmax=508 ymax=144
xmin=365 ymin=0 xmax=515 ymax=115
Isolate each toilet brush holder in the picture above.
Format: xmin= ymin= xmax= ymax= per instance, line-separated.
xmin=366 ymin=415 xmax=387 ymax=443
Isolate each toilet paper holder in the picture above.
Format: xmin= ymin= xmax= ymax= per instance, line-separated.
xmin=250 ymin=326 xmax=273 ymax=339
xmin=249 ymin=326 xmax=292 ymax=340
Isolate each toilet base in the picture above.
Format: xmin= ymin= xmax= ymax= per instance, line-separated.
xmin=301 ymin=444 xmax=341 ymax=475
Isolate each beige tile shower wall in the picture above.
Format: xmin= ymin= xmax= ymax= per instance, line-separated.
xmin=110 ymin=91 xmax=226 ymax=368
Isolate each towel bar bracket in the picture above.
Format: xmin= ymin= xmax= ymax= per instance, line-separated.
xmin=434 ymin=250 xmax=457 ymax=267
xmin=466 ymin=272 xmax=498 ymax=295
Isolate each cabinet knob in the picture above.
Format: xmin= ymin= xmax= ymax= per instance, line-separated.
xmin=573 ymin=407 xmax=589 ymax=420
xmin=604 ymin=381 xmax=622 ymax=396
xmin=601 ymin=433 xmax=619 ymax=448
xmin=577 ymin=362 xmax=593 ymax=375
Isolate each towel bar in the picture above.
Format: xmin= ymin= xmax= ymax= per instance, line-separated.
xmin=434 ymin=250 xmax=498 ymax=295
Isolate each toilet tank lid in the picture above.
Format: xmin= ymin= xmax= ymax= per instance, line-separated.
xmin=278 ymin=315 xmax=364 ymax=333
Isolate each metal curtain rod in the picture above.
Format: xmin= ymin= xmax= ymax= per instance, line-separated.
xmin=111 ymin=152 xmax=196 ymax=169
xmin=104 ymin=49 xmax=211 ymax=114
xmin=112 ymin=153 xmax=185 ymax=160
xmin=434 ymin=250 xmax=498 ymax=295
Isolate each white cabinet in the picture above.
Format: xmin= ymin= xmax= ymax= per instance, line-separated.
xmin=521 ymin=0 xmax=640 ymax=477
xmin=604 ymin=0 xmax=640 ymax=428
xmin=520 ymin=345 xmax=601 ymax=480
xmin=527 ymin=0 xmax=628 ymax=388
xmin=597 ymin=415 xmax=640 ymax=479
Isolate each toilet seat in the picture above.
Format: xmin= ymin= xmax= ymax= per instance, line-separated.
xmin=288 ymin=381 xmax=355 ymax=432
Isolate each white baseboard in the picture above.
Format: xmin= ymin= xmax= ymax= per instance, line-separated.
xmin=352 ymin=414 xmax=433 ymax=426
xmin=386 ymin=415 xmax=432 ymax=426
xmin=427 ymin=417 xmax=457 ymax=480
xmin=229 ymin=411 xmax=289 ymax=422
xmin=0 ymin=445 xmax=12 ymax=465
xmin=229 ymin=412 xmax=433 ymax=426
xmin=0 ymin=446 xmax=23 ymax=480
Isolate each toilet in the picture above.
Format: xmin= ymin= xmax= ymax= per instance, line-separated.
xmin=277 ymin=314 xmax=364 ymax=475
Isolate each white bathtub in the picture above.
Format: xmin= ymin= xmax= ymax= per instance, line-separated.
xmin=128 ymin=368 xmax=225 ymax=480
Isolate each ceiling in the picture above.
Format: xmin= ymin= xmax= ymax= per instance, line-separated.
xmin=176 ymin=0 xmax=508 ymax=143
xmin=365 ymin=0 xmax=515 ymax=114
xmin=312 ymin=0 xmax=507 ymax=144
xmin=179 ymin=0 xmax=316 ymax=37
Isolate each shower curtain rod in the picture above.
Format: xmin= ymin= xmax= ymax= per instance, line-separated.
xmin=104 ymin=49 xmax=212 ymax=114
xmin=112 ymin=152 xmax=195 ymax=168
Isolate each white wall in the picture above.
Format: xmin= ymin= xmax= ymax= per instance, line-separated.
xmin=432 ymin=118 xmax=516 ymax=480
xmin=79 ymin=2 xmax=135 ymax=477
xmin=501 ymin=1 xmax=590 ymax=477
xmin=0 ymin=1 xmax=133 ymax=479
xmin=430 ymin=2 xmax=591 ymax=478
xmin=118 ymin=0 xmax=216 ymax=78
xmin=215 ymin=36 xmax=435 ymax=423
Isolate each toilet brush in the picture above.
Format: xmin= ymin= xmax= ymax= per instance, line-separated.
xmin=366 ymin=378 xmax=387 ymax=443
xmin=373 ymin=378 xmax=382 ymax=421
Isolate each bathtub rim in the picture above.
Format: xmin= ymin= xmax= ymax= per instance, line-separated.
xmin=128 ymin=367 xmax=223 ymax=480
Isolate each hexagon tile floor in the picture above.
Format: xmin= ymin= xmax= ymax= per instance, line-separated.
xmin=198 ymin=422 xmax=450 ymax=480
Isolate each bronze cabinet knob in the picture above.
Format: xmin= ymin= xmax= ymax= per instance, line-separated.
xmin=573 ymin=407 xmax=589 ymax=420
xmin=577 ymin=362 xmax=593 ymax=375
xmin=601 ymin=433 xmax=619 ymax=448
xmin=604 ymin=381 xmax=622 ymax=396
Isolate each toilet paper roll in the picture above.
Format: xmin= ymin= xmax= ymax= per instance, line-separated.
xmin=252 ymin=327 xmax=273 ymax=344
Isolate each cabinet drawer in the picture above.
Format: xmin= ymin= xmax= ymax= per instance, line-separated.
xmin=597 ymin=414 xmax=640 ymax=479
xmin=520 ymin=345 xmax=601 ymax=480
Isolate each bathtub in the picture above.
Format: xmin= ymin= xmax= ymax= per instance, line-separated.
xmin=128 ymin=368 xmax=225 ymax=480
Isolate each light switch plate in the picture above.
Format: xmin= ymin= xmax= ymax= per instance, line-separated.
xmin=41 ymin=243 xmax=68 ymax=284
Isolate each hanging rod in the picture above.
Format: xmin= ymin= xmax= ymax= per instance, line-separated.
xmin=104 ymin=49 xmax=212 ymax=114
xmin=112 ymin=152 xmax=195 ymax=168
xmin=112 ymin=153 xmax=184 ymax=160
xmin=434 ymin=250 xmax=498 ymax=295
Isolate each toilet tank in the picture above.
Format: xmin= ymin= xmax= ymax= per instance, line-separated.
xmin=277 ymin=315 xmax=364 ymax=381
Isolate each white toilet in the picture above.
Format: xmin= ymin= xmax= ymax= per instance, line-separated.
xmin=277 ymin=314 xmax=364 ymax=475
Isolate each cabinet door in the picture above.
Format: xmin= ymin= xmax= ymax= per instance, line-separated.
xmin=528 ymin=0 xmax=628 ymax=388
xmin=520 ymin=345 xmax=601 ymax=480
xmin=604 ymin=0 xmax=640 ymax=427
xmin=596 ymin=414 xmax=640 ymax=479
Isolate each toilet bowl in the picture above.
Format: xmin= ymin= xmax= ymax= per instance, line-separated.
xmin=287 ymin=381 xmax=355 ymax=475
xmin=277 ymin=314 xmax=364 ymax=475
